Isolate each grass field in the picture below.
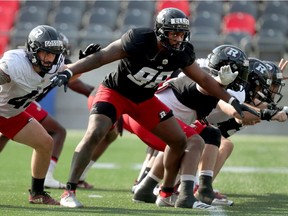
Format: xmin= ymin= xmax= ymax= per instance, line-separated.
xmin=0 ymin=131 xmax=288 ymax=216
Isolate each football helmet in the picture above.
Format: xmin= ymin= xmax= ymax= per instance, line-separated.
xmin=155 ymin=7 xmax=190 ymax=51
xmin=263 ymin=61 xmax=285 ymax=104
xmin=208 ymin=45 xmax=249 ymax=91
xmin=59 ymin=32 xmax=71 ymax=58
xmin=245 ymin=58 xmax=272 ymax=106
xmin=26 ymin=25 xmax=64 ymax=73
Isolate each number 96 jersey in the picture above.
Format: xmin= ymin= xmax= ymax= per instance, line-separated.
xmin=0 ymin=49 xmax=65 ymax=118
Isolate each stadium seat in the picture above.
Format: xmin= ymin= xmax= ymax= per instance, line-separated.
xmin=0 ymin=35 xmax=9 ymax=56
xmin=48 ymin=7 xmax=83 ymax=29
xmin=9 ymin=22 xmax=35 ymax=49
xmin=89 ymin=1 xmax=121 ymax=14
xmin=222 ymin=31 xmax=253 ymax=55
xmin=21 ymin=0 xmax=53 ymax=11
xmin=261 ymin=1 xmax=288 ymax=19
xmin=15 ymin=6 xmax=48 ymax=25
xmin=126 ymin=1 xmax=155 ymax=13
xmin=222 ymin=12 xmax=256 ymax=36
xmin=82 ymin=8 xmax=119 ymax=31
xmin=192 ymin=1 xmax=223 ymax=17
xmin=190 ymin=32 xmax=221 ymax=58
xmin=119 ymin=9 xmax=153 ymax=33
xmin=56 ymin=0 xmax=87 ymax=13
xmin=79 ymin=25 xmax=121 ymax=48
xmin=0 ymin=5 xmax=17 ymax=32
xmin=257 ymin=14 xmax=288 ymax=37
xmin=228 ymin=1 xmax=258 ymax=18
xmin=191 ymin=11 xmax=221 ymax=34
xmin=253 ymin=30 xmax=286 ymax=62
xmin=156 ymin=0 xmax=190 ymax=16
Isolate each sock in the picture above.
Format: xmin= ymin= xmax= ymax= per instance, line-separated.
xmin=137 ymin=174 xmax=159 ymax=193
xmin=198 ymin=175 xmax=213 ymax=192
xmin=180 ymin=174 xmax=195 ymax=182
xmin=137 ymin=167 xmax=151 ymax=184
xmin=79 ymin=160 xmax=94 ymax=181
xmin=199 ymin=170 xmax=214 ymax=177
xmin=46 ymin=159 xmax=57 ymax=177
xmin=178 ymin=180 xmax=194 ymax=196
xmin=66 ymin=182 xmax=77 ymax=191
xmin=31 ymin=177 xmax=45 ymax=194
xmin=160 ymin=186 xmax=174 ymax=197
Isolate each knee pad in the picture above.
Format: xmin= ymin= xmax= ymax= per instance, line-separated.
xmin=199 ymin=125 xmax=221 ymax=148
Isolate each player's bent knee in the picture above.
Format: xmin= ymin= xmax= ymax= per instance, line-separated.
xmin=186 ymin=134 xmax=205 ymax=151
xmin=200 ymin=126 xmax=221 ymax=148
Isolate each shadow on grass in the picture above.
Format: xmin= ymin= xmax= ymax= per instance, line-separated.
xmin=223 ymin=193 xmax=288 ymax=215
xmin=0 ymin=205 xmax=207 ymax=215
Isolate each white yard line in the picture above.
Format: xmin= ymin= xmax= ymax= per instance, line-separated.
xmin=93 ymin=163 xmax=288 ymax=174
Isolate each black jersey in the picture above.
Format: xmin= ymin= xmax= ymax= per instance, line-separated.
xmin=168 ymin=76 xmax=219 ymax=120
xmin=102 ymin=28 xmax=195 ymax=103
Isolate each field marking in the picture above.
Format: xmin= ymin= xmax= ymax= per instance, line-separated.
xmin=93 ymin=163 xmax=288 ymax=174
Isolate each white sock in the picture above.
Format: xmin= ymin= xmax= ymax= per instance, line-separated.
xmin=180 ymin=174 xmax=195 ymax=182
xmin=79 ymin=160 xmax=95 ymax=181
xmin=199 ymin=170 xmax=214 ymax=177
xmin=46 ymin=160 xmax=56 ymax=177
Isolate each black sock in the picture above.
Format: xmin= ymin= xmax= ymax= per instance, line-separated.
xmin=67 ymin=182 xmax=78 ymax=191
xmin=198 ymin=175 xmax=213 ymax=192
xmin=138 ymin=167 xmax=151 ymax=184
xmin=179 ymin=180 xmax=194 ymax=196
xmin=31 ymin=177 xmax=45 ymax=194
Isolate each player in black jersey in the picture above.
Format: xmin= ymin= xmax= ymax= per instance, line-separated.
xmin=50 ymin=8 xmax=253 ymax=208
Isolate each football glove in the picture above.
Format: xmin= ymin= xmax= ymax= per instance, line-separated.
xmin=260 ymin=108 xmax=278 ymax=121
xmin=215 ymin=65 xmax=238 ymax=86
xmin=50 ymin=69 xmax=73 ymax=92
xmin=79 ymin=43 xmax=101 ymax=59
xmin=229 ymin=97 xmax=260 ymax=118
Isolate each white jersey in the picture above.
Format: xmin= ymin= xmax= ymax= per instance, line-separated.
xmin=206 ymin=89 xmax=245 ymax=125
xmin=0 ymin=49 xmax=65 ymax=118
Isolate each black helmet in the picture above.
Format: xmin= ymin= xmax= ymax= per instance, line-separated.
xmin=208 ymin=45 xmax=249 ymax=91
xmin=59 ymin=32 xmax=71 ymax=57
xmin=155 ymin=7 xmax=190 ymax=51
xmin=245 ymin=58 xmax=272 ymax=105
xmin=263 ymin=61 xmax=285 ymax=104
xmin=26 ymin=25 xmax=64 ymax=73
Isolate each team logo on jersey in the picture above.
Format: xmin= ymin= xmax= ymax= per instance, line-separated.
xmin=162 ymin=59 xmax=168 ymax=65
xmin=0 ymin=61 xmax=8 ymax=70
xmin=159 ymin=111 xmax=167 ymax=119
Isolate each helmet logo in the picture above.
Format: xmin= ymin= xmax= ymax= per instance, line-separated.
xmin=170 ymin=18 xmax=189 ymax=25
xmin=225 ymin=47 xmax=240 ymax=58
xmin=162 ymin=59 xmax=168 ymax=65
xmin=32 ymin=29 xmax=43 ymax=38
xmin=254 ymin=63 xmax=266 ymax=74
xmin=44 ymin=40 xmax=63 ymax=47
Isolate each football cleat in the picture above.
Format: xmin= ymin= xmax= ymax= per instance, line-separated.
xmin=77 ymin=181 xmax=94 ymax=189
xmin=29 ymin=190 xmax=60 ymax=205
xmin=156 ymin=193 xmax=178 ymax=207
xmin=192 ymin=201 xmax=218 ymax=210
xmin=60 ymin=190 xmax=83 ymax=208
xmin=195 ymin=190 xmax=233 ymax=206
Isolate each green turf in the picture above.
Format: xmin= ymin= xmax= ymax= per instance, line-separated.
xmin=0 ymin=131 xmax=288 ymax=215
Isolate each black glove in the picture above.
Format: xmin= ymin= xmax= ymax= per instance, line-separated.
xmin=229 ymin=97 xmax=245 ymax=118
xmin=260 ymin=108 xmax=278 ymax=121
xmin=50 ymin=69 xmax=72 ymax=92
xmin=229 ymin=97 xmax=260 ymax=118
xmin=79 ymin=43 xmax=101 ymax=59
